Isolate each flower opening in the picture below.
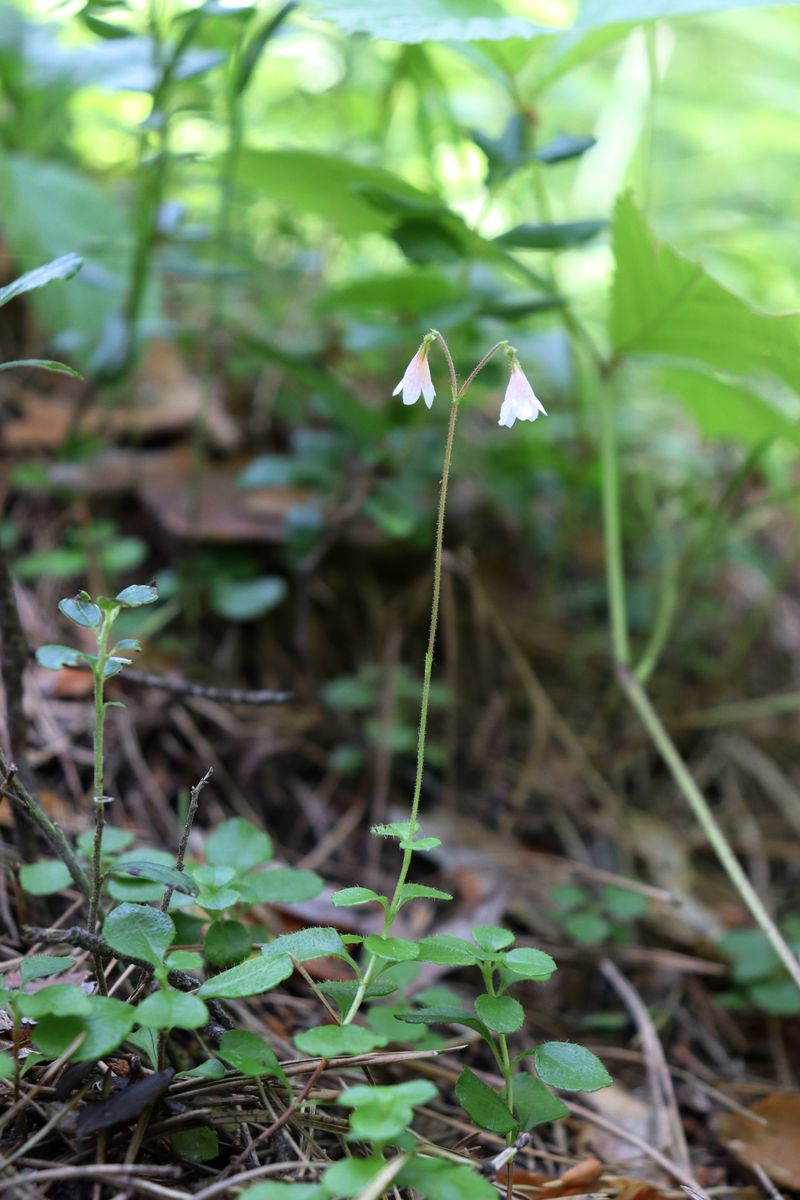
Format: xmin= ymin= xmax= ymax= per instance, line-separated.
xmin=392 ymin=342 xmax=436 ymax=409
xmin=498 ymin=357 xmax=547 ymax=428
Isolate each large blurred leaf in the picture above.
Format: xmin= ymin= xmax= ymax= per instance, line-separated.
xmin=235 ymin=150 xmax=434 ymax=236
xmin=0 ymin=155 xmax=129 ymax=353
xmin=663 ymin=368 xmax=800 ymax=449
xmin=610 ymin=192 xmax=800 ymax=396
xmin=307 ymin=0 xmax=554 ymax=42
xmin=576 ymin=0 xmax=790 ymax=27
xmin=0 ymin=253 xmax=82 ymax=308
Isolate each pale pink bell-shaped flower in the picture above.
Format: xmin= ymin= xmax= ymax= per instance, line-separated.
xmin=498 ymin=360 xmax=547 ymax=427
xmin=393 ymin=344 xmax=436 ymax=409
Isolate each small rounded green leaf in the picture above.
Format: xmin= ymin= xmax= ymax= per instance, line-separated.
xmin=170 ymin=1127 xmax=218 ymax=1163
xmin=19 ymin=859 xmax=72 ymax=896
xmin=104 ymin=904 xmax=176 ymax=969
xmin=217 ymin=1029 xmax=287 ymax=1080
xmin=601 ymin=885 xmax=648 ymax=919
xmin=115 ymin=584 xmax=159 ymax=607
xmin=211 ymin=576 xmax=287 ymax=621
xmin=472 ymin=926 xmax=515 ymax=953
xmin=206 ymin=819 xmax=272 ymax=872
xmin=415 ymin=935 xmax=479 ymax=966
xmin=166 ymin=950 xmax=203 ymax=971
xmin=35 ymin=644 xmax=85 ymax=671
xmin=293 ymin=1024 xmax=386 ymax=1057
xmin=474 ymin=994 xmax=524 ymax=1034
xmin=363 ymin=935 xmax=419 ymax=962
xmin=455 ymin=1066 xmax=517 ymax=1134
xmin=76 ymin=826 xmax=135 ymax=859
xmin=204 ymin=920 xmax=253 ymax=968
xmin=503 ymin=947 xmax=558 ymax=981
xmin=323 ymin=1158 xmax=386 ymax=1198
xmin=18 ymin=985 xmax=91 ymax=1019
xmin=137 ymin=990 xmax=208 ymax=1030
xmin=58 ymin=597 xmax=101 ymax=628
xmin=564 ymin=911 xmax=611 ymax=944
xmin=20 ymin=956 xmax=75 ymax=987
xmin=331 ymin=887 xmax=387 ymax=907
xmin=197 ymin=953 xmax=293 ymax=1000
xmin=237 ymin=867 xmax=324 ymax=906
xmin=533 ymin=1042 xmax=612 ymax=1092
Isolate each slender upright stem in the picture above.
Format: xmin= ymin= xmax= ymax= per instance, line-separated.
xmin=598 ymin=372 xmax=630 ymax=667
xmin=598 ymin=364 xmax=800 ymax=997
xmin=620 ymin=667 xmax=800 ymax=993
xmin=88 ymin=612 xmax=111 ymax=936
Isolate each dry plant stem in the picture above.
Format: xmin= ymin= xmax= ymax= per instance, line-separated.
xmin=0 ymin=746 xmax=90 ymax=899
xmin=160 ymin=766 xmax=212 ymax=912
xmin=598 ymin=373 xmax=800 ymax=996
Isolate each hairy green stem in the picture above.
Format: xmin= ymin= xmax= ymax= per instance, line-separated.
xmin=598 ymin=374 xmax=630 ymax=668
xmin=88 ymin=611 xmax=112 ymax=936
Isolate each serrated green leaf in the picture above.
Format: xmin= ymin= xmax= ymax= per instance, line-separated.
xmin=455 ymin=1066 xmax=517 ymax=1134
xmin=104 ymin=904 xmax=176 ymax=969
xmin=136 ymin=990 xmax=208 ymax=1030
xmin=610 ymin=192 xmax=800 ymax=396
xmin=198 ymin=953 xmax=293 ymax=1000
xmin=533 ymin=1042 xmax=611 ymax=1092
xmin=474 ymin=993 xmax=524 ymax=1034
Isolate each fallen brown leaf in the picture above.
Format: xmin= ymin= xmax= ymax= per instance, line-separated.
xmin=718 ymin=1092 xmax=800 ymax=1188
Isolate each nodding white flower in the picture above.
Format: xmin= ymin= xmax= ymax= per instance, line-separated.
xmin=498 ymin=359 xmax=547 ymax=428
xmin=393 ymin=343 xmax=436 ymax=409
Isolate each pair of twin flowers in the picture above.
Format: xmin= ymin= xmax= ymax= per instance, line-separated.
xmin=392 ymin=332 xmax=546 ymax=427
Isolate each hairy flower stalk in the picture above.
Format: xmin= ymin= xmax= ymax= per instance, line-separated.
xmin=343 ymin=333 xmax=542 ymax=1027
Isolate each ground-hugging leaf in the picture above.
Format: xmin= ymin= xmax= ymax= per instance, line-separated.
xmin=204 ymin=920 xmax=253 ymax=968
xmin=136 ymin=990 xmax=208 ymax=1030
xmin=398 ymin=1157 xmax=498 ymax=1199
xmin=0 ymin=253 xmax=82 ymax=307
xmin=197 ymin=953 xmax=293 ymax=1000
xmin=236 ymin=867 xmax=324 ymax=905
xmin=205 ymin=818 xmax=273 ymax=873
xmin=104 ymin=904 xmax=176 ymax=969
xmin=610 ymin=192 xmax=800 ymax=399
xmin=32 ymin=996 xmax=136 ymax=1062
xmin=19 ymin=859 xmax=72 ymax=896
xmin=533 ymin=1042 xmax=612 ymax=1092
xmin=474 ymin=993 xmax=524 ymax=1034
xmin=363 ymin=935 xmax=419 ymax=962
xmin=415 ymin=934 xmax=480 ymax=966
xmin=455 ymin=1066 xmax=517 ymax=1134
xmin=293 ymin=1024 xmax=387 ymax=1057
xmin=471 ymin=925 xmax=514 ymax=953
xmin=217 ymin=1030 xmax=288 ymax=1081
xmin=20 ymin=956 xmax=75 ymax=987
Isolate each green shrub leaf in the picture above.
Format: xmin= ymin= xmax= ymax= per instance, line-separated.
xmin=206 ymin=819 xmax=273 ymax=872
xmin=197 ymin=953 xmax=293 ymax=1000
xmin=533 ymin=1042 xmax=612 ymax=1092
xmin=136 ymin=990 xmax=208 ymax=1030
xmin=474 ymin=993 xmax=524 ymax=1034
xmin=455 ymin=1066 xmax=517 ymax=1133
xmin=104 ymin=904 xmax=176 ymax=969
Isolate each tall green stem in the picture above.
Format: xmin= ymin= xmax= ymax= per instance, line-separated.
xmin=88 ymin=612 xmax=111 ymax=935
xmin=599 ymin=367 xmax=800 ymax=995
